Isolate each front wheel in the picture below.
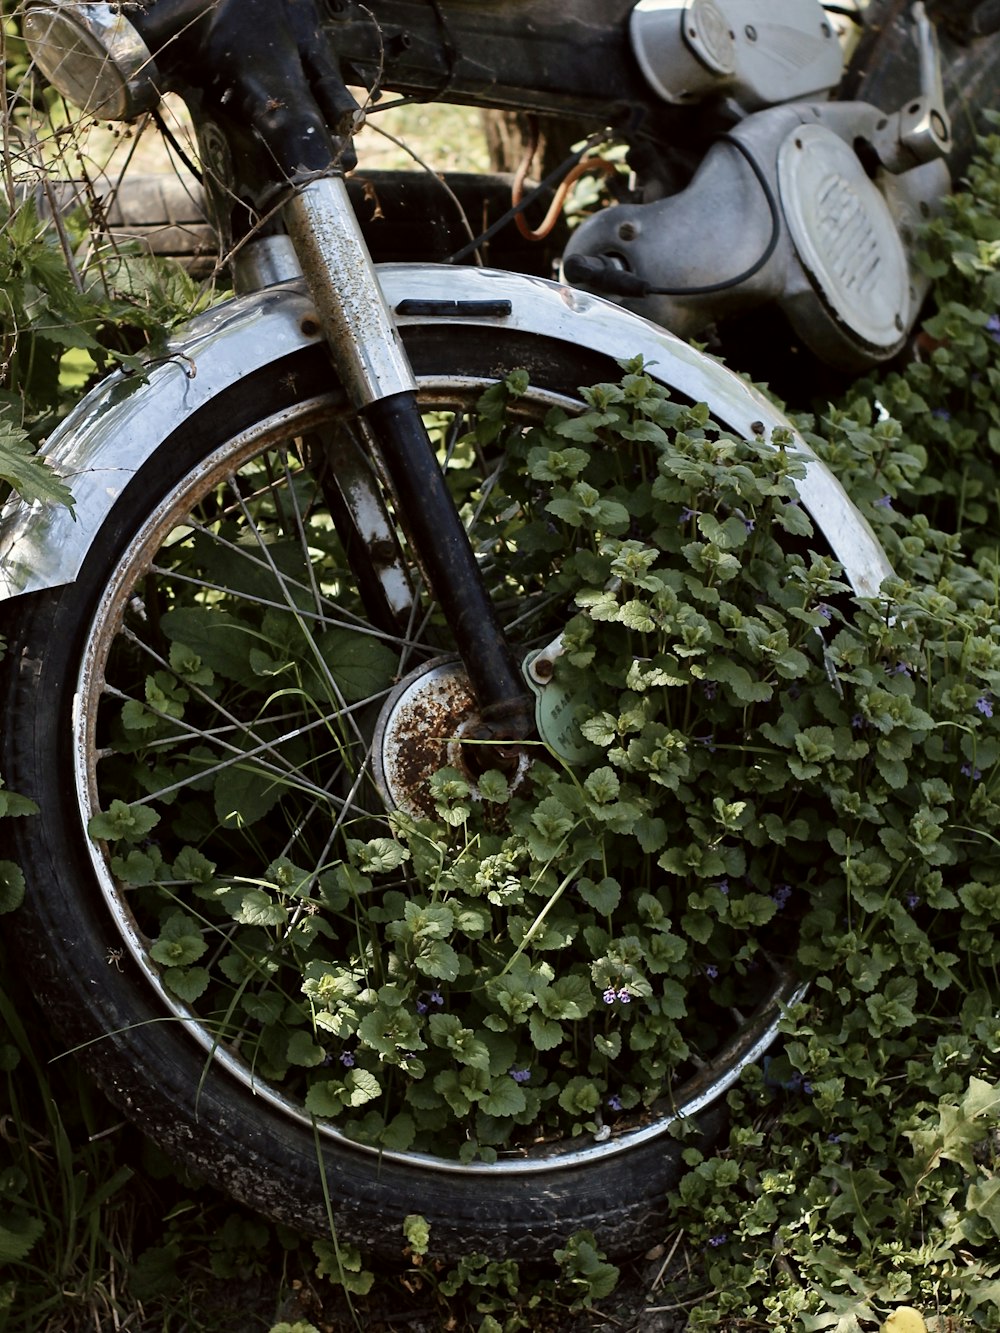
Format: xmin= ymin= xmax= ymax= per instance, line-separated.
xmin=2 ymin=325 xmax=861 ymax=1258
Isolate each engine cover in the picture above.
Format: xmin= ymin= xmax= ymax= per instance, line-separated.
xmin=630 ymin=0 xmax=845 ymax=108
xmin=777 ymin=122 xmax=911 ymax=362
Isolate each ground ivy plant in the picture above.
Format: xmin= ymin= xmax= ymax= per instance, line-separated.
xmin=655 ymin=130 xmax=1000 ymax=1331
xmin=88 ymin=358 xmax=883 ymax=1164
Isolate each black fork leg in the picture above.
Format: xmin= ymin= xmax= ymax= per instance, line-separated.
xmin=284 ymin=177 xmax=534 ymax=740
xmin=365 ymin=391 xmax=535 ymax=738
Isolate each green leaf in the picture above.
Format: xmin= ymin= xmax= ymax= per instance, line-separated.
xmin=160 ymin=608 xmax=261 ymax=687
xmin=305 ymin=1080 xmax=344 ymax=1118
xmin=287 ymin=1030 xmax=327 ymax=1067
xmin=528 ymin=1011 xmax=564 ymax=1050
xmin=0 ymin=782 xmax=38 ymax=819
xmin=967 ymin=1176 xmax=1000 ymax=1237
xmin=314 ymin=628 xmax=398 ymax=703
xmin=163 ymin=966 xmax=210 ymax=1003
xmin=0 ymin=1212 xmax=45 ymax=1263
xmin=149 ymin=912 xmax=207 ymax=968
xmin=345 ymin=1067 xmax=382 ymax=1107
xmin=578 ymin=876 xmax=621 ymax=915
xmin=537 ymin=974 xmax=595 ymax=1021
xmin=415 ymin=938 xmax=461 ymax=981
xmin=235 ymin=888 xmax=288 ymax=928
xmin=0 ymin=862 xmax=26 ymax=914
xmin=0 ymin=413 xmax=74 ymax=509
xmin=479 ymin=1079 xmax=528 ymax=1118
xmin=88 ymin=799 xmax=160 ymax=844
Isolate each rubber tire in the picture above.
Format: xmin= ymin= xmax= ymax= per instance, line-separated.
xmin=2 ymin=327 xmax=728 ymax=1262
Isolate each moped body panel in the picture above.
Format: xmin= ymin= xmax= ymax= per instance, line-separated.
xmin=0 ymin=263 xmax=891 ymax=602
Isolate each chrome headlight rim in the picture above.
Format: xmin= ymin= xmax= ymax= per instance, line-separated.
xmin=23 ymin=0 xmax=160 ymax=121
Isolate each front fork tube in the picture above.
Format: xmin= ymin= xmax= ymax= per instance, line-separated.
xmin=283 ymin=176 xmax=534 ymax=739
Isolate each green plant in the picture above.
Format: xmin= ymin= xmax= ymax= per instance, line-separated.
xmin=651 ymin=132 xmax=1000 ymax=1333
xmin=81 ymin=359 xmax=867 ymax=1164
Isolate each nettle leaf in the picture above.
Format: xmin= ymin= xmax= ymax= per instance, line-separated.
xmin=578 ymin=876 xmax=622 ymax=915
xmin=305 ymin=1080 xmax=345 ymax=1118
xmin=415 ymin=939 xmax=461 ymax=981
xmin=287 ymin=1030 xmax=327 ymax=1067
xmin=172 ymin=846 xmax=217 ymax=885
xmin=235 ymin=888 xmax=288 ymax=928
xmin=357 ymin=1005 xmax=427 ymax=1061
xmin=0 ymin=782 xmax=37 ymax=819
xmin=527 ymin=445 xmax=591 ymax=481
xmin=617 ymin=599 xmax=656 ymax=632
xmin=163 ymin=966 xmax=210 ymax=1003
xmin=0 ymin=412 xmax=74 ymax=509
xmin=594 ymin=1032 xmax=621 ymax=1059
xmin=0 ymin=1212 xmax=45 ymax=1264
xmin=314 ymin=628 xmax=398 ymax=704
xmin=697 ymin=512 xmax=750 ymax=550
xmin=477 ymin=769 xmax=511 ymax=804
xmin=242 ymin=991 xmax=285 ymax=1025
xmin=213 ymin=753 xmax=290 ymax=831
xmin=428 ymin=1014 xmax=491 ymax=1070
xmin=149 ymin=912 xmax=207 ymax=968
xmin=773 ymin=499 xmax=813 ymax=538
xmin=88 ymin=799 xmax=160 ymax=845
xmin=350 ymin=837 xmax=410 ymax=875
xmin=538 ymin=974 xmax=595 ymax=1021
xmin=110 ymin=847 xmax=162 ymax=887
xmin=864 ymin=976 xmax=918 ymax=1036
xmin=529 ymin=1011 xmax=565 ymax=1050
xmin=161 ymin=608 xmax=261 ymax=687
xmin=345 ymin=1067 xmax=382 ymax=1107
xmin=708 ymin=657 xmax=773 ymax=704
xmin=557 ymin=1075 xmax=601 ymax=1116
xmin=479 ymin=1079 xmax=528 ymax=1118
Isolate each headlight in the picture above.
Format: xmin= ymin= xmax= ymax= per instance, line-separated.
xmin=23 ymin=2 xmax=160 ymax=121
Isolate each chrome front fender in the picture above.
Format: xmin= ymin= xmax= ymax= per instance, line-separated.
xmin=0 ymin=263 xmax=891 ymax=601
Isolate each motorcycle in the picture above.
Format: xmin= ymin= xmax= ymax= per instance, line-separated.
xmin=0 ymin=0 xmax=995 ymax=1261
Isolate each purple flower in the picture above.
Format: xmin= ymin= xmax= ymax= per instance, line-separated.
xmin=962 ymin=762 xmax=982 ymax=781
xmin=892 ymin=662 xmax=911 ymax=678
xmin=771 ymin=884 xmax=792 ymax=910
xmin=816 ymin=603 xmax=832 ymax=622
xmin=429 ymin=990 xmax=444 ymax=1005
xmin=717 ymin=878 xmax=730 ymax=896
xmin=702 ymin=681 xmax=718 ymax=702
xmin=977 ymin=695 xmax=994 ymax=719
xmin=416 ymin=1000 xmax=429 ymax=1015
xmin=617 ymin=987 xmax=632 ymax=1004
xmin=851 ymin=714 xmax=864 ymax=730
xmin=708 ymin=1234 xmax=728 ymax=1248
xmin=744 ymin=517 xmax=755 ymax=534
xmin=510 ymin=1067 xmax=532 ymax=1084
xmin=340 ymin=1051 xmax=356 ymax=1068
xmin=827 ymin=1133 xmax=841 ymax=1143
xmin=905 ymin=891 xmax=921 ymax=910
xmin=678 ymin=506 xmax=700 ymax=525
xmin=932 ymin=407 xmax=951 ymax=420
xmin=874 ymin=495 xmax=893 ymax=509
xmin=704 ymin=964 xmax=719 ymax=980
xmin=603 ymin=988 xmax=617 ymax=1005
xmin=607 ymin=1093 xmax=623 ymax=1111
xmin=987 ymin=313 xmax=1000 ymax=343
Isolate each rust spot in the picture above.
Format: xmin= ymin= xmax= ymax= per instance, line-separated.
xmin=378 ymin=663 xmax=476 ymax=817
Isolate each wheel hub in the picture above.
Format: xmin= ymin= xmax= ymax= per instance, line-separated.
xmin=373 ymin=658 xmax=528 ymax=817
